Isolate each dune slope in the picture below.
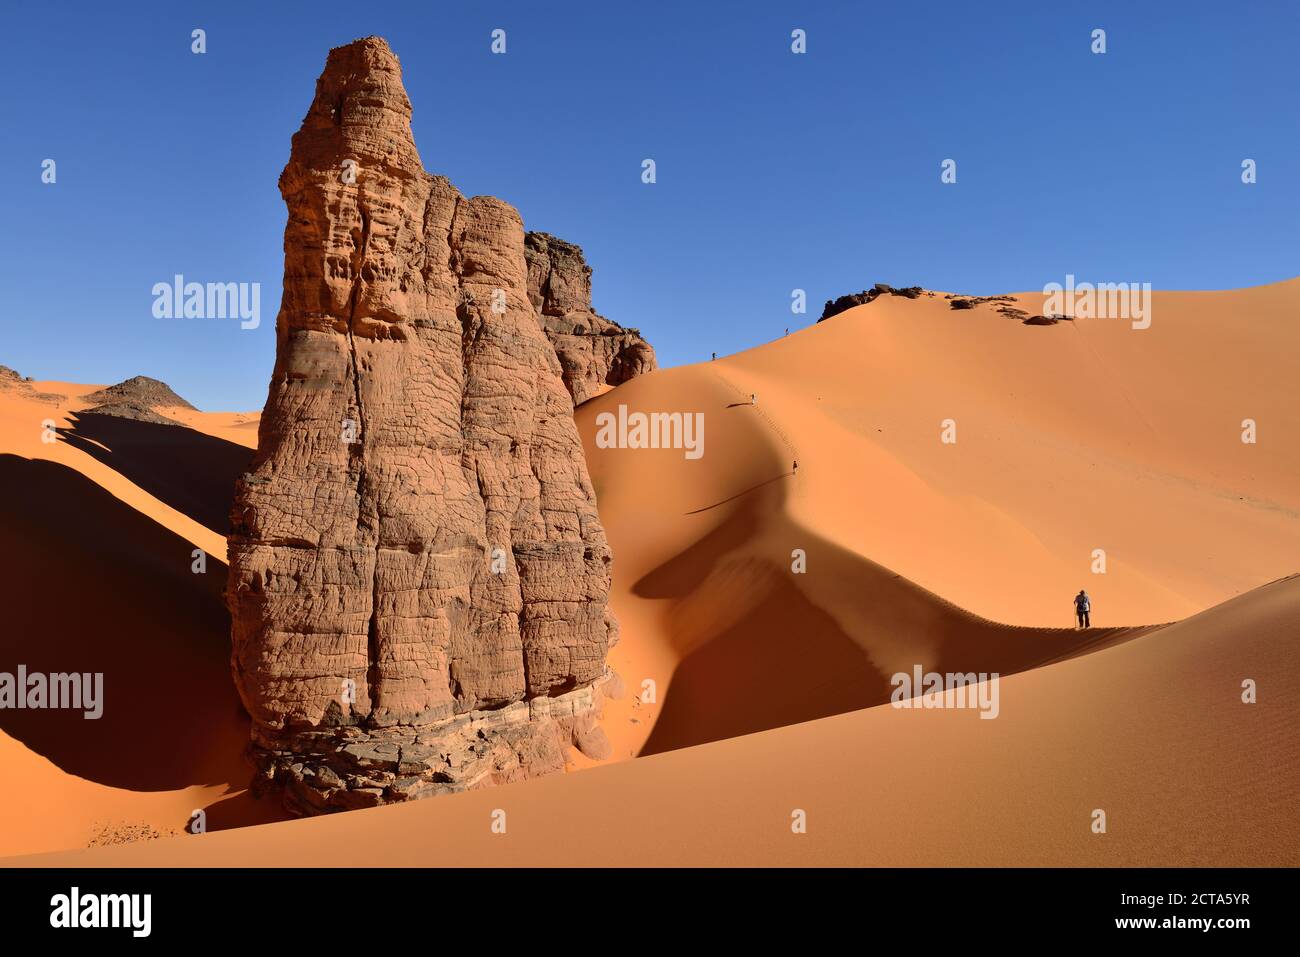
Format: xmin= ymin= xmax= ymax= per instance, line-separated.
xmin=579 ymin=280 xmax=1300 ymax=761
xmin=17 ymin=573 xmax=1297 ymax=867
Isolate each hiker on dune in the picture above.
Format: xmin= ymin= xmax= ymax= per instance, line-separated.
xmin=1074 ymin=589 xmax=1091 ymax=628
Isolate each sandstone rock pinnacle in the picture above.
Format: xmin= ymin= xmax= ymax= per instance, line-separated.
xmin=227 ymin=36 xmax=616 ymax=814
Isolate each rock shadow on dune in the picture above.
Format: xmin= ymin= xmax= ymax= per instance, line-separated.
xmin=0 ymin=454 xmax=250 ymax=792
xmin=59 ymin=412 xmax=253 ymax=536
xmin=635 ymin=486 xmax=892 ymax=756
xmin=634 ymin=480 xmax=1152 ymax=757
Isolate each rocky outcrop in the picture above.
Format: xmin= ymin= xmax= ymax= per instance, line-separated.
xmin=226 ymin=36 xmax=616 ymax=816
xmin=819 ymin=283 xmax=926 ymax=321
xmin=525 ymin=232 xmax=656 ymax=405
xmin=0 ymin=365 xmax=66 ymax=405
xmin=79 ymin=402 xmax=180 ymax=426
xmin=75 ymin=376 xmax=194 ymax=424
xmin=84 ymin=375 xmax=195 ymax=410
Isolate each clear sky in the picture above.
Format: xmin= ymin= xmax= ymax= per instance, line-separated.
xmin=3 ymin=0 xmax=1295 ymax=410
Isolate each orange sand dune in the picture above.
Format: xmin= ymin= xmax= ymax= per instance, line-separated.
xmin=16 ymin=573 xmax=1297 ymax=867
xmin=0 ymin=279 xmax=1295 ymax=862
xmin=741 ymin=281 xmax=1300 ymax=625
xmin=578 ymin=280 xmax=1299 ymax=763
xmin=576 ymin=366 xmax=1159 ymax=760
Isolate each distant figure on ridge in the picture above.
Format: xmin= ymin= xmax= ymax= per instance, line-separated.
xmin=750 ymin=393 xmax=757 ymax=405
xmin=792 ymin=459 xmax=798 ymax=475
xmin=1074 ymin=589 xmax=1091 ymax=628
xmin=711 ymin=352 xmax=716 ymax=361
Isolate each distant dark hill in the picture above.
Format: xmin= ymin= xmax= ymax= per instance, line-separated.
xmin=84 ymin=375 xmax=196 ymax=411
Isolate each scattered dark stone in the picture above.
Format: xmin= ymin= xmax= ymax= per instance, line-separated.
xmin=819 ymin=283 xmax=928 ymax=321
xmin=949 ymin=294 xmax=1019 ymax=312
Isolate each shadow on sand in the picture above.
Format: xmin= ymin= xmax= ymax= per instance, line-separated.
xmin=58 ymin=413 xmax=252 ymax=536
xmin=0 ymin=454 xmax=253 ymax=796
xmin=636 ymin=475 xmax=1152 ymax=757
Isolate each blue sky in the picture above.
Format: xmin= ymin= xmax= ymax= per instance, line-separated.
xmin=2 ymin=0 xmax=1295 ymax=410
